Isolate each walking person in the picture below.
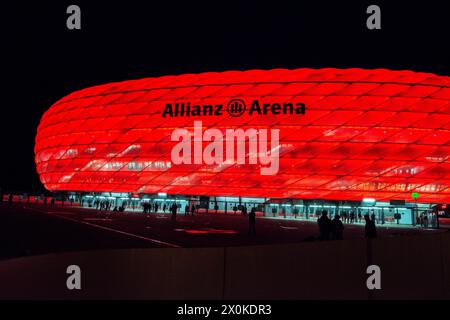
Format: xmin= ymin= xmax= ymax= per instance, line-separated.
xmin=293 ymin=207 xmax=298 ymax=219
xmin=248 ymin=207 xmax=256 ymax=235
xmin=171 ymin=202 xmax=178 ymax=221
xmin=149 ymin=202 xmax=155 ymax=214
xmin=394 ymin=212 xmax=401 ymax=224
xmin=349 ymin=211 xmax=355 ymax=224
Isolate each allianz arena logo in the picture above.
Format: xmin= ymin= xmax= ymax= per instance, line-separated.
xmin=162 ymin=98 xmax=306 ymax=117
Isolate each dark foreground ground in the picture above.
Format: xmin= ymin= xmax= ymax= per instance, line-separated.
xmin=0 ymin=203 xmax=444 ymax=260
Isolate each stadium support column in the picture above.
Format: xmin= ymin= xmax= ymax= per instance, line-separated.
xmin=305 ymin=202 xmax=309 ymax=220
xmin=436 ymin=204 xmax=440 ymax=229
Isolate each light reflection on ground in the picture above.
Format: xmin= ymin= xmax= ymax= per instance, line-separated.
xmin=280 ymin=226 xmax=299 ymax=230
xmin=181 ymin=228 xmax=238 ymax=235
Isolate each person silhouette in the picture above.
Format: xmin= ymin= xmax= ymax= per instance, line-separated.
xmin=317 ymin=210 xmax=331 ymax=241
xmin=364 ymin=214 xmax=377 ymax=238
xmin=171 ymin=202 xmax=177 ymax=220
xmin=342 ymin=211 xmax=348 ymax=223
xmin=370 ymin=211 xmax=376 ymax=224
xmin=349 ymin=211 xmax=355 ymax=223
xmin=331 ymin=215 xmax=344 ymax=240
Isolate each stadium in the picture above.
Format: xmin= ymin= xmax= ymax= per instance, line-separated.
xmin=34 ymin=68 xmax=450 ymax=226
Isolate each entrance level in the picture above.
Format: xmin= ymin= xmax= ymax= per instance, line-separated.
xmin=203 ymin=197 xmax=265 ymax=216
xmin=78 ymin=193 xmax=191 ymax=214
xmin=265 ymin=203 xmax=416 ymax=225
xmin=65 ymin=192 xmax=439 ymax=228
xmin=262 ymin=200 xmax=437 ymax=227
xmin=197 ymin=197 xmax=436 ymax=227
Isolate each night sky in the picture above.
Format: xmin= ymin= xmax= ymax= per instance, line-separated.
xmin=1 ymin=0 xmax=448 ymax=193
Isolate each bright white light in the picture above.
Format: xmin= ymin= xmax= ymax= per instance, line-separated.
xmin=158 ymin=193 xmax=167 ymax=197
xmin=362 ymin=198 xmax=376 ymax=204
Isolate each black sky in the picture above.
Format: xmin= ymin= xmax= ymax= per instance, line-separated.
xmin=0 ymin=0 xmax=449 ymax=192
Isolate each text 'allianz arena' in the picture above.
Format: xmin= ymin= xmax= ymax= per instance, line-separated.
xmin=35 ymin=68 xmax=450 ymax=203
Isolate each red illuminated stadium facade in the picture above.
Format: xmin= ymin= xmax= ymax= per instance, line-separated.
xmin=34 ymin=68 xmax=450 ymax=224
